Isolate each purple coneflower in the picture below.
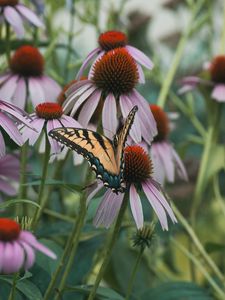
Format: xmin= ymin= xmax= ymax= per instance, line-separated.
xmin=0 ymin=99 xmax=32 ymax=157
xmin=0 ymin=218 xmax=56 ymax=274
xmin=0 ymin=154 xmax=19 ymax=201
xmin=63 ymin=48 xmax=157 ymax=143
xmin=77 ymin=30 xmax=154 ymax=84
xmin=88 ymin=145 xmax=177 ymax=230
xmin=150 ymin=104 xmax=188 ymax=184
xmin=0 ymin=45 xmax=61 ymax=109
xmin=0 ymin=0 xmax=44 ymax=37
xmin=179 ymin=55 xmax=225 ymax=102
xmin=21 ymin=102 xmax=81 ymax=157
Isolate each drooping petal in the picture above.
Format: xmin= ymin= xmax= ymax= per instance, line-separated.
xmin=12 ymin=78 xmax=26 ymax=109
xmin=0 ymin=112 xmax=23 ymax=145
xmin=28 ymin=78 xmax=45 ymax=107
xmin=0 ymin=75 xmax=18 ymax=101
xmin=76 ymin=47 xmax=101 ymax=80
xmin=2 ymin=242 xmax=24 ymax=274
xmin=0 ymin=132 xmax=6 ymax=158
xmin=88 ymin=51 xmax=105 ymax=79
xmin=47 ymin=120 xmax=61 ymax=154
xmin=19 ymin=241 xmax=35 ymax=269
xmin=77 ymin=89 xmax=101 ymax=127
xmin=16 ymin=4 xmax=44 ymax=27
xmin=151 ymin=143 xmax=166 ymax=184
xmin=178 ymin=76 xmax=213 ymax=94
xmin=211 ymin=84 xmax=225 ymax=102
xmin=136 ymin=63 xmax=145 ymax=84
xmin=21 ymin=117 xmax=44 ymax=145
xmin=19 ymin=231 xmax=56 ymax=259
xmin=126 ymin=45 xmax=154 ymax=70
xmin=102 ymin=93 xmax=118 ymax=139
xmin=142 ymin=181 xmax=168 ymax=230
xmin=0 ymin=180 xmax=17 ymax=195
xmin=129 ymin=184 xmax=144 ymax=229
xmin=171 ymin=147 xmax=188 ymax=181
xmin=86 ymin=181 xmax=104 ymax=206
xmin=4 ymin=7 xmax=24 ymax=37
xmin=0 ymin=242 xmax=4 ymax=272
xmin=65 ymin=79 xmax=92 ymax=97
xmin=94 ymin=190 xmax=124 ymax=228
xmin=120 ymin=94 xmax=142 ymax=143
xmin=40 ymin=76 xmax=61 ymax=102
xmin=129 ymin=89 xmax=157 ymax=143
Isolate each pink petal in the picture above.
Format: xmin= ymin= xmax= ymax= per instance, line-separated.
xmin=12 ymin=78 xmax=26 ymax=109
xmin=47 ymin=120 xmax=61 ymax=154
xmin=68 ymin=85 xmax=96 ymax=117
xmin=126 ymin=45 xmax=154 ymax=70
xmin=40 ymin=76 xmax=61 ymax=102
xmin=120 ymin=94 xmax=142 ymax=143
xmin=28 ymin=77 xmax=45 ymax=107
xmin=0 ymin=73 xmax=11 ymax=85
xmin=142 ymin=181 xmax=168 ymax=230
xmin=171 ymin=147 xmax=188 ymax=181
xmin=151 ymin=143 xmax=166 ymax=184
xmin=0 ymin=112 xmax=23 ymax=145
xmin=0 ymin=75 xmax=18 ymax=101
xmin=65 ymin=79 xmax=92 ymax=97
xmin=16 ymin=4 xmax=44 ymax=27
xmin=0 ymin=132 xmax=6 ymax=158
xmin=76 ymin=47 xmax=101 ymax=80
xmin=129 ymin=90 xmax=157 ymax=143
xmin=2 ymin=242 xmax=24 ymax=274
xmin=94 ymin=190 xmax=124 ymax=228
xmin=21 ymin=117 xmax=44 ymax=145
xmin=102 ymin=93 xmax=118 ymax=139
xmin=211 ymin=84 xmax=225 ymax=102
xmin=19 ymin=231 xmax=56 ymax=259
xmin=0 ymin=242 xmax=4 ymax=272
xmin=137 ymin=63 xmax=145 ymax=84
xmin=0 ymin=180 xmax=17 ymax=195
xmin=4 ymin=7 xmax=24 ymax=37
xmin=129 ymin=184 xmax=144 ymax=229
xmin=88 ymin=51 xmax=105 ymax=79
xmin=78 ymin=89 xmax=101 ymax=127
xmin=19 ymin=241 xmax=35 ymax=269
xmin=178 ymin=76 xmax=213 ymax=94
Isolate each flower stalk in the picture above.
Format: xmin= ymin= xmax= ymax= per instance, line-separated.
xmin=87 ymin=193 xmax=129 ymax=300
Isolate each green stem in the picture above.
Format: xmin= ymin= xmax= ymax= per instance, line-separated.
xmin=32 ymin=133 xmax=51 ymax=229
xmin=8 ymin=272 xmax=19 ymax=300
xmin=5 ymin=23 xmax=11 ymax=63
xmin=171 ymin=238 xmax=225 ymax=300
xmin=125 ymin=248 xmax=144 ymax=300
xmin=172 ymin=203 xmax=224 ymax=283
xmin=87 ymin=193 xmax=129 ymax=300
xmin=219 ymin=0 xmax=225 ymax=54
xmin=54 ymin=192 xmax=87 ymax=300
xmin=213 ymin=176 xmax=225 ymax=218
xmin=16 ymin=142 xmax=28 ymax=216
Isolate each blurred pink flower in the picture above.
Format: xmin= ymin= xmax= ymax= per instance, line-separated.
xmin=77 ymin=30 xmax=154 ymax=84
xmin=179 ymin=55 xmax=225 ymax=102
xmin=20 ymin=102 xmax=81 ymax=158
xmin=150 ymin=104 xmax=188 ymax=184
xmin=0 ymin=45 xmax=61 ymax=109
xmin=0 ymin=0 xmax=44 ymax=37
xmin=0 ymin=218 xmax=56 ymax=274
xmin=0 ymin=99 xmax=32 ymax=157
xmin=64 ymin=48 xmax=157 ymax=144
xmin=0 ymin=154 xmax=20 ymax=200
xmin=88 ymin=145 xmax=177 ymax=230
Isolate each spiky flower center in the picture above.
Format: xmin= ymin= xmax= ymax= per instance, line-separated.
xmin=98 ymin=31 xmax=128 ymax=51
xmin=150 ymin=104 xmax=169 ymax=142
xmin=209 ymin=55 xmax=225 ymax=84
xmin=36 ymin=103 xmax=63 ymax=120
xmin=0 ymin=0 xmax=18 ymax=6
xmin=0 ymin=218 xmax=20 ymax=241
xmin=10 ymin=45 xmax=44 ymax=77
xmin=92 ymin=48 xmax=138 ymax=96
xmin=124 ymin=145 xmax=153 ymax=183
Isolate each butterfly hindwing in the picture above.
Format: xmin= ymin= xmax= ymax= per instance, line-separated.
xmin=49 ymin=105 xmax=138 ymax=193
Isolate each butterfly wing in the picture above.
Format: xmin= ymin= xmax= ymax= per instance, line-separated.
xmin=49 ymin=128 xmax=122 ymax=191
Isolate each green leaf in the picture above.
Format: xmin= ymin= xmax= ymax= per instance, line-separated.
xmin=205 ymin=242 xmax=225 ymax=254
xmin=138 ymin=282 xmax=213 ymax=300
xmin=0 ymin=276 xmax=43 ymax=300
xmin=65 ymin=285 xmax=124 ymax=300
xmin=0 ymin=199 xmax=40 ymax=210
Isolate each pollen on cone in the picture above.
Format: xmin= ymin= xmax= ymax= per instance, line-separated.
xmin=124 ymin=145 xmax=153 ymax=183
xmin=150 ymin=104 xmax=169 ymax=142
xmin=209 ymin=55 xmax=225 ymax=84
xmin=98 ymin=31 xmax=128 ymax=51
xmin=92 ymin=48 xmax=138 ymax=96
xmin=0 ymin=218 xmax=20 ymax=241
xmin=36 ymin=103 xmax=63 ymax=120
xmin=10 ymin=45 xmax=44 ymax=77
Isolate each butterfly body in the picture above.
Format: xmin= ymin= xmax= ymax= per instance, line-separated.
xmin=49 ymin=105 xmax=138 ymax=193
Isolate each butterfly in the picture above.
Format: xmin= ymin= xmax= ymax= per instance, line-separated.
xmin=49 ymin=105 xmax=138 ymax=193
